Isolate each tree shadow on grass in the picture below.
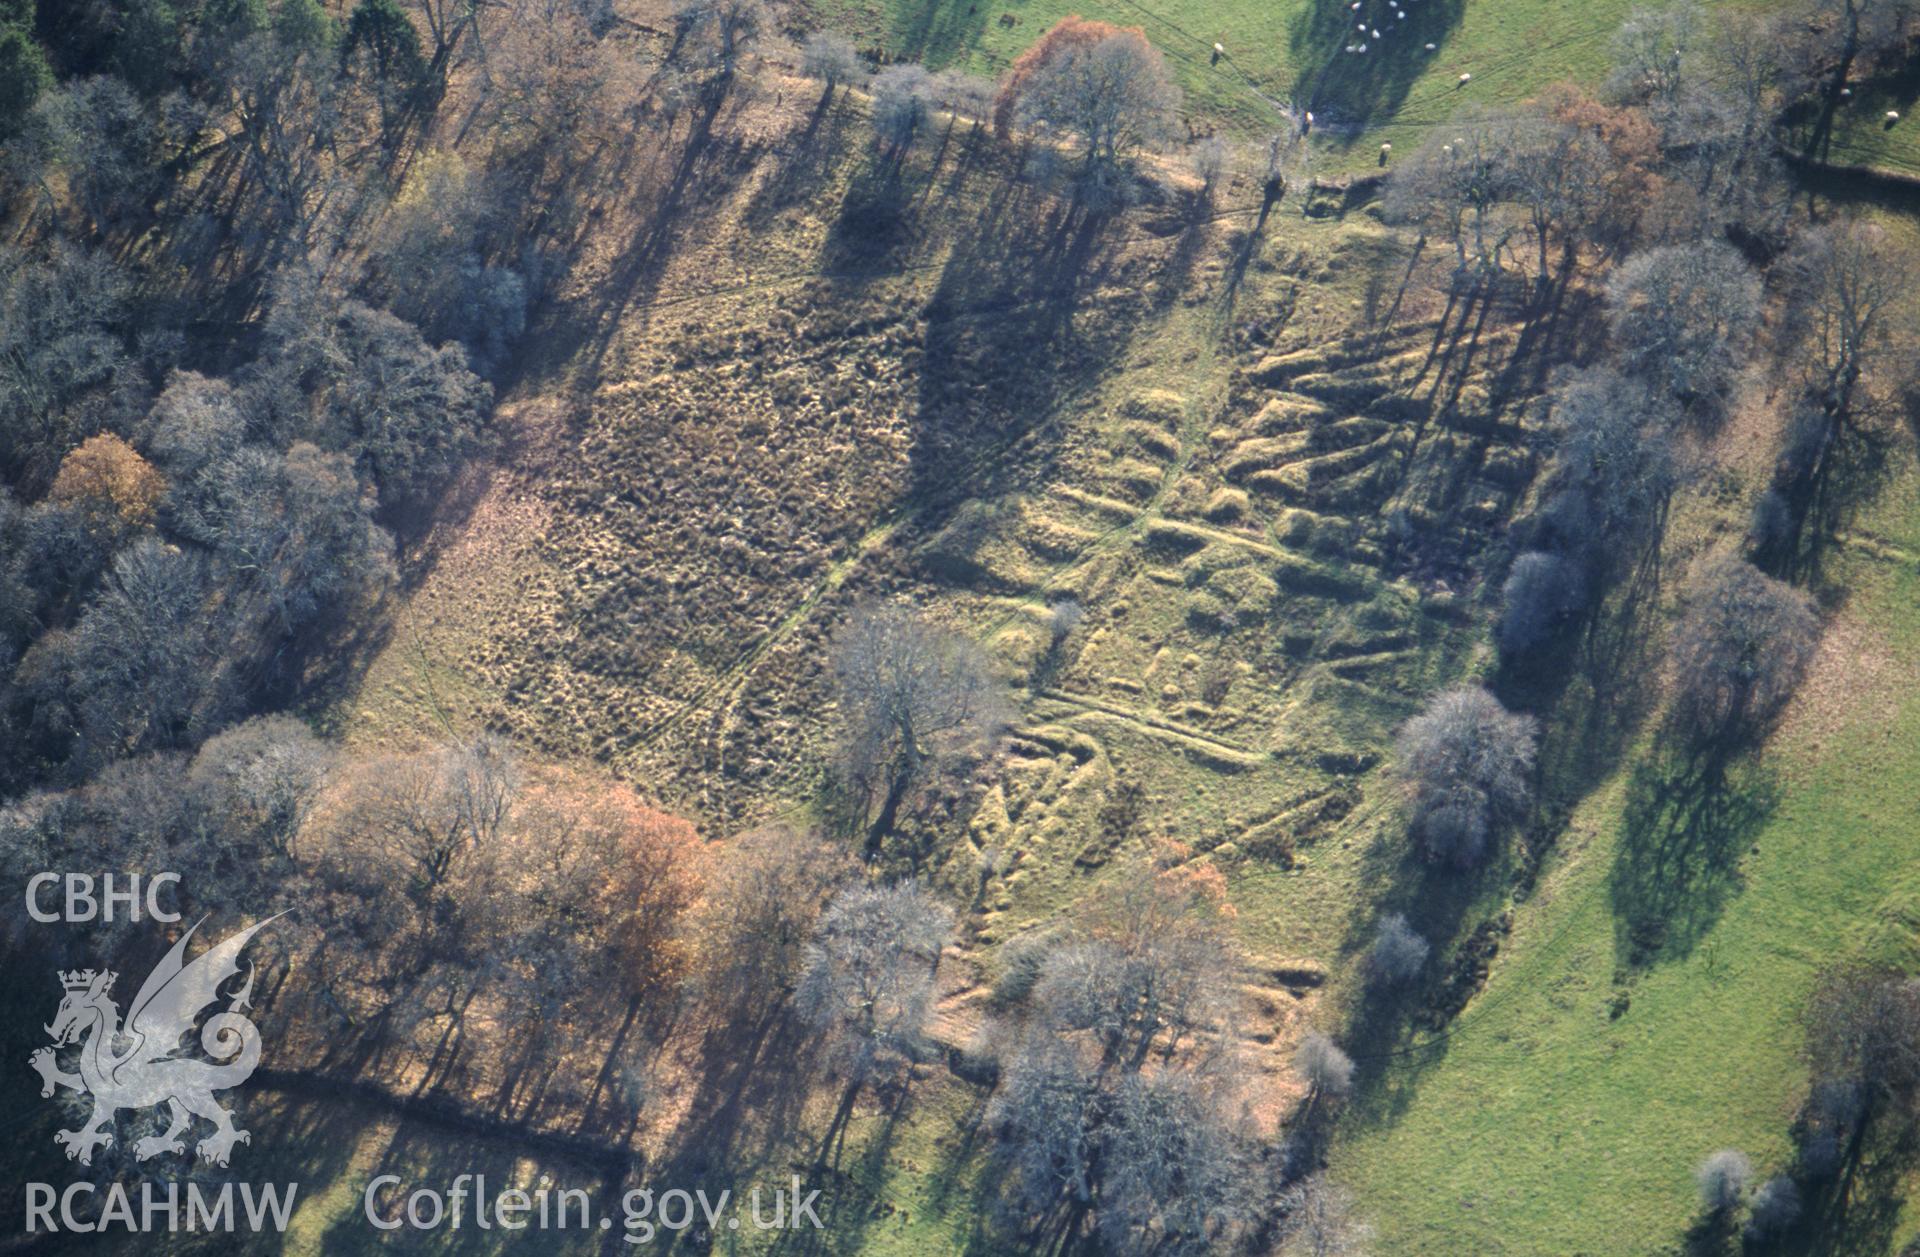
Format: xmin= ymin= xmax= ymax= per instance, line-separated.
xmin=1793 ymin=1119 xmax=1913 ymax=1257
xmin=1335 ymin=833 xmax=1516 ymax=1135
xmin=1608 ymin=745 xmax=1779 ymax=974
xmin=888 ymin=0 xmax=993 ymax=67
xmin=1288 ymin=0 xmax=1466 ymax=139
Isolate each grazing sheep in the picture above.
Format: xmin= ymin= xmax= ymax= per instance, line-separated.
xmin=1459 ymin=72 xmax=1472 ymax=84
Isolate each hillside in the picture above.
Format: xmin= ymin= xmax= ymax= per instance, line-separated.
xmin=2 ymin=0 xmax=1919 ymax=1254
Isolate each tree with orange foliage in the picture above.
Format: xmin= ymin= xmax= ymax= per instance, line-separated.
xmin=992 ymin=16 xmax=1179 ymax=165
xmin=49 ymin=432 xmax=164 ymax=535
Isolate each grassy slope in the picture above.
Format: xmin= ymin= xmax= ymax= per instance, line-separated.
xmin=804 ymin=0 xmax=1662 ymax=157
xmin=323 ymin=8 xmax=1920 ymax=1256
xmin=1334 ymin=444 xmax=1920 ymax=1253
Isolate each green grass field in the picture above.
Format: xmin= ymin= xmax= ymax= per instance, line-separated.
xmin=802 ymin=0 xmax=1683 ymax=158
xmin=1331 ymin=447 xmax=1920 ymax=1254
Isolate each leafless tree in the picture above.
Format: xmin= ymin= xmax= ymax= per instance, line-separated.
xmin=0 ymin=244 xmax=132 ymax=483
xmin=250 ymin=283 xmax=494 ymax=509
xmin=1498 ymin=551 xmax=1586 ymax=655
xmin=1784 ymin=217 xmax=1916 ymax=422
xmin=694 ymin=826 xmax=852 ymax=1022
xmin=1188 ymin=136 xmax=1228 ymax=201
xmin=870 ymin=63 xmax=937 ymax=158
xmin=1668 ymin=559 xmax=1818 ymax=740
xmin=1277 ymin=1174 xmax=1372 ymax=1256
xmin=185 ymin=714 xmax=334 ymax=862
xmin=800 ymin=31 xmax=861 ymax=97
xmin=831 ymin=603 xmax=1006 ymax=854
xmin=1095 ymin=1068 xmax=1256 ymax=1253
xmin=1381 ymin=110 xmax=1522 ymax=278
xmin=1605 ymin=2 xmax=1704 ymax=116
xmin=1295 ymin=1031 xmax=1354 ymax=1103
xmin=1695 ymin=1149 xmax=1751 ymax=1214
xmin=1606 ymin=242 xmax=1761 ymax=409
xmin=1804 ymin=966 xmax=1920 ymax=1119
xmin=1365 ymin=912 xmax=1430 ymax=987
xmin=57 ymin=539 xmax=237 ymax=764
xmin=990 ymin=1021 xmax=1253 ymax=1252
xmin=1392 ymin=686 xmax=1537 ymax=868
xmin=1012 ymin=26 xmax=1180 ymax=168
xmin=669 ymin=0 xmax=765 ymax=85
xmin=796 ymin=881 xmax=953 ymax=1086
xmin=1543 ymin=366 xmax=1684 ymax=555
xmin=1745 ymin=1175 xmax=1802 ymax=1242
xmin=35 ymin=75 xmax=163 ymax=236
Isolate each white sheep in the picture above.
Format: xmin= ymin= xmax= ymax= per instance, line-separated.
xmin=1459 ymin=72 xmax=1472 ymax=84
xmin=1425 ymin=41 xmax=1437 ymax=49
xmin=1887 ymin=110 xmax=1901 ymax=122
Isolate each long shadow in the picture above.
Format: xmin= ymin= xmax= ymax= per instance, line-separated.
xmin=1288 ymin=0 xmax=1466 ymax=137
xmin=1766 ymin=1116 xmax=1914 ymax=1257
xmin=888 ymin=0 xmax=992 ymax=66
xmin=1608 ymin=745 xmax=1779 ymax=973
xmin=745 ymin=90 xmax=863 ymax=230
xmin=1334 ymin=826 xmax=1517 ymax=1136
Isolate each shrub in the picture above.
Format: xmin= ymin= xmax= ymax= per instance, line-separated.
xmin=799 ymin=30 xmax=860 ymax=90
xmin=1366 ymin=912 xmax=1430 ymax=987
xmin=1695 ymin=1148 xmax=1750 ymax=1214
xmin=1669 ymin=559 xmax=1818 ymax=740
xmin=1497 ymin=550 xmax=1585 ymax=654
xmin=1607 ymin=242 xmax=1761 ymax=409
xmin=1392 ymin=686 xmax=1538 ymax=868
xmin=1295 ymin=1030 xmax=1354 ymax=1098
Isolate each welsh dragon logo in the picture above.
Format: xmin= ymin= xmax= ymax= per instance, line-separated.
xmin=29 ymin=915 xmax=283 ymax=1168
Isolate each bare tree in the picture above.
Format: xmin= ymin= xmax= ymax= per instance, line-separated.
xmin=1365 ymin=912 xmax=1430 ymax=987
xmin=1010 ymin=24 xmax=1179 ymax=168
xmin=0 ymin=244 xmax=132 ymax=482
xmin=1497 ymin=550 xmax=1586 ymax=655
xmin=1294 ymin=1031 xmax=1355 ymax=1103
xmin=1745 ymin=1175 xmax=1802 ymax=1243
xmin=669 ymin=0 xmax=765 ymax=85
xmin=870 ymin=63 xmax=937 ymax=159
xmin=831 ymin=603 xmax=1006 ymax=855
xmin=986 ymin=856 xmax=1251 ymax=1250
xmin=58 ymin=538 xmax=236 ymax=764
xmin=1095 ymin=1068 xmax=1256 ymax=1253
xmin=1668 ymin=559 xmax=1818 ymax=739
xmin=1188 ymin=136 xmax=1228 ymax=201
xmin=1695 ymin=1149 xmax=1751 ymax=1214
xmin=1381 ymin=110 xmax=1522 ymax=278
xmin=694 ymin=826 xmax=852 ymax=1022
xmin=35 ymin=75 xmax=163 ymax=236
xmin=1024 ymin=858 xmax=1241 ymax=1064
xmin=1784 ymin=217 xmax=1916 ymax=423
xmin=796 ymin=881 xmax=953 ymax=1087
xmin=185 ymin=714 xmax=334 ymax=862
xmin=1392 ymin=686 xmax=1537 ymax=868
xmin=1544 ymin=366 xmax=1685 ymax=551
xmin=800 ymin=31 xmax=860 ymax=98
xmin=1605 ymin=2 xmax=1705 ymax=116
xmin=1606 ymin=242 xmax=1761 ymax=409
xmin=1277 ymin=1175 xmax=1372 ymax=1256
xmin=1804 ymin=966 xmax=1920 ymax=1120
